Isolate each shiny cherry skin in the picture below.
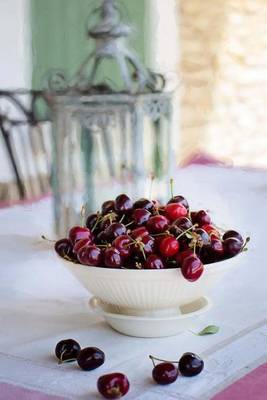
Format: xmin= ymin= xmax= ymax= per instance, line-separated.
xmin=152 ymin=362 xmax=178 ymax=385
xmin=181 ymin=254 xmax=204 ymax=282
xmin=167 ymin=195 xmax=189 ymax=210
xmin=192 ymin=210 xmax=211 ymax=227
xmin=176 ymin=249 xmax=194 ymax=267
xmin=115 ymin=194 xmax=133 ymax=214
xmin=173 ymin=217 xmax=193 ymax=230
xmin=195 ymin=228 xmax=211 ymax=247
xmin=69 ymin=226 xmax=91 ymax=245
xmin=179 ymin=352 xmax=204 ymax=377
xmin=133 ymin=208 xmax=151 ymax=226
xmin=147 ymin=215 xmax=169 ymax=234
xmin=133 ymin=235 xmax=155 ymax=258
xmin=86 ymin=213 xmax=99 ymax=231
xmin=131 ymin=226 xmax=149 ymax=240
xmin=77 ymin=347 xmax=105 ymax=371
xmin=55 ymin=339 xmax=81 ymax=362
xmin=102 ymin=200 xmax=115 ymax=215
xmin=78 ymin=245 xmax=102 ymax=266
xmin=105 ymin=223 xmax=127 ymax=242
xmin=159 ymin=236 xmax=179 ymax=257
xmin=104 ymin=247 xmax=122 ymax=268
xmin=113 ymin=235 xmax=132 ymax=258
xmin=165 ymin=203 xmax=187 ymax=222
xmin=223 ymin=230 xmax=243 ymax=244
xmin=209 ymin=239 xmax=224 ymax=258
xmin=54 ymin=238 xmax=74 ymax=259
xmin=223 ymin=237 xmax=242 ymax=257
xmin=97 ymin=372 xmax=130 ymax=399
xmin=73 ymin=238 xmax=92 ymax=254
xmin=145 ymin=254 xmax=165 ymax=269
xmin=133 ymin=198 xmax=154 ymax=211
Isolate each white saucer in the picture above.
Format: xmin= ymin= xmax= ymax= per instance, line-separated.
xmin=88 ymin=296 xmax=212 ymax=338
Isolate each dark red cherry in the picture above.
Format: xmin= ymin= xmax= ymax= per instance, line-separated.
xmin=97 ymin=372 xmax=130 ymax=399
xmin=105 ymin=223 xmax=127 ymax=241
xmin=102 ymin=200 xmax=115 ymax=215
xmin=173 ymin=217 xmax=193 ymax=230
xmin=73 ymin=238 xmax=92 ymax=254
xmin=104 ymin=247 xmax=122 ymax=268
xmin=115 ymin=194 xmax=133 ymax=214
xmin=179 ymin=352 xmax=204 ymax=377
xmin=147 ymin=215 xmax=169 ymax=234
xmin=69 ymin=226 xmax=91 ymax=245
xmin=192 ymin=210 xmax=211 ymax=227
xmin=223 ymin=237 xmax=242 ymax=257
xmin=133 ymin=198 xmax=154 ymax=211
xmin=132 ymin=208 xmax=151 ymax=226
xmin=77 ymin=245 xmax=102 ymax=266
xmin=54 ymin=238 xmax=74 ymax=259
xmin=113 ymin=235 xmax=132 ymax=258
xmin=195 ymin=228 xmax=211 ymax=247
xmin=176 ymin=249 xmax=194 ymax=267
xmin=223 ymin=230 xmax=243 ymax=244
xmin=167 ymin=195 xmax=189 ymax=210
xmin=86 ymin=213 xmax=99 ymax=231
xmin=209 ymin=239 xmax=224 ymax=259
xmin=152 ymin=362 xmax=178 ymax=385
xmin=159 ymin=236 xmax=179 ymax=257
xmin=131 ymin=226 xmax=149 ymax=240
xmin=181 ymin=255 xmax=204 ymax=282
xmin=55 ymin=339 xmax=81 ymax=362
xmin=145 ymin=254 xmax=165 ymax=269
xmin=77 ymin=347 xmax=105 ymax=371
xmin=165 ymin=203 xmax=187 ymax=221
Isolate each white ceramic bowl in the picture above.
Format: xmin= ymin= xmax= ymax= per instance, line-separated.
xmin=61 ymin=254 xmax=241 ymax=315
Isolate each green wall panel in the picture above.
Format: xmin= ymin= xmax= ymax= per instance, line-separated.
xmin=30 ymin=0 xmax=146 ymax=89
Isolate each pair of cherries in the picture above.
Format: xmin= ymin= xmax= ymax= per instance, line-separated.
xmin=55 ymin=339 xmax=204 ymax=399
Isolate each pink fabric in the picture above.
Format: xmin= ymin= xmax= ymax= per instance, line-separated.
xmin=211 ymin=363 xmax=267 ymax=400
xmin=0 ymin=382 xmax=67 ymax=400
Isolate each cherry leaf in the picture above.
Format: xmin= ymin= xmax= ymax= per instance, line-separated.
xmin=197 ymin=325 xmax=219 ymax=335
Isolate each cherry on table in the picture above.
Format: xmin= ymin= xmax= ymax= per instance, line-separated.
xmin=97 ymin=372 xmax=130 ymax=399
xmin=152 ymin=362 xmax=178 ymax=385
xmin=181 ymin=254 xmax=204 ymax=282
xmin=223 ymin=230 xmax=243 ymax=244
xmin=55 ymin=339 xmax=81 ymax=363
xmin=69 ymin=226 xmax=91 ymax=245
xmin=147 ymin=215 xmax=169 ymax=234
xmin=145 ymin=254 xmax=165 ymax=269
xmin=179 ymin=352 xmax=204 ymax=377
xmin=77 ymin=347 xmax=105 ymax=371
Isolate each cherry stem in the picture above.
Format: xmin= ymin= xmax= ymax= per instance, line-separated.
xmin=80 ymin=205 xmax=86 ymax=227
xmin=176 ymin=225 xmax=197 ymax=240
xmin=149 ymin=355 xmax=179 ymax=365
xmin=41 ymin=235 xmax=56 ymax=243
xmin=170 ymin=178 xmax=174 ymax=199
xmin=125 ymin=221 xmax=134 ymax=227
xmin=151 ymin=232 xmax=169 ymax=237
xmin=149 ymin=173 xmax=155 ymax=200
xmin=241 ymin=236 xmax=250 ymax=251
xmin=119 ymin=214 xmax=125 ymax=223
xmin=92 ymin=213 xmax=102 ymax=233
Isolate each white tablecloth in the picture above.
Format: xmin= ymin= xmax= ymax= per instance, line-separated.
xmin=0 ymin=165 xmax=266 ymax=400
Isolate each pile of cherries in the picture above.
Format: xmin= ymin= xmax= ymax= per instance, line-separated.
xmin=55 ymin=338 xmax=204 ymax=399
xmin=55 ymin=192 xmax=248 ymax=282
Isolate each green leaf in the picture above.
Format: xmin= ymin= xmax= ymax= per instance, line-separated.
xmin=197 ymin=325 xmax=220 ymax=335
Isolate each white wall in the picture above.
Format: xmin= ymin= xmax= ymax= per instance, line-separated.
xmin=0 ymin=0 xmax=30 ymax=88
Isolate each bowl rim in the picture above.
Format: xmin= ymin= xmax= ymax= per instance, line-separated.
xmin=60 ymin=251 xmax=243 ymax=273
